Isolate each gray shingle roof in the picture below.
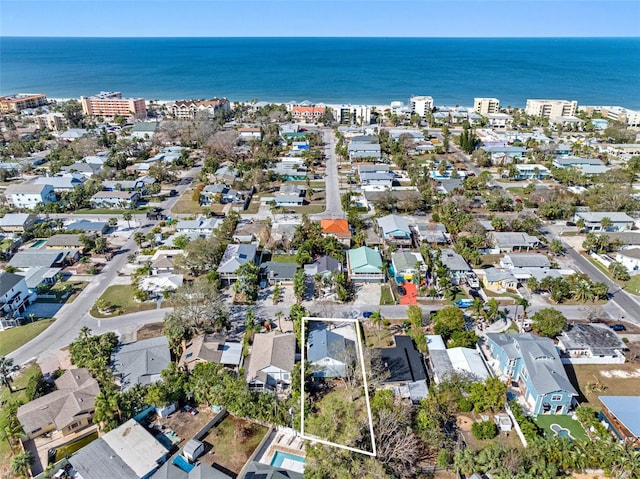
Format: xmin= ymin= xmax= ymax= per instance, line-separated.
xmin=377 ymin=214 xmax=410 ymax=236
xmin=558 ymin=324 xmax=626 ymax=355
xmin=308 ymin=329 xmax=354 ymax=362
xmin=246 ymin=332 xmax=296 ymax=385
xmin=0 ymin=272 xmax=26 ymax=297
xmin=440 ymin=249 xmax=471 ymax=272
xmin=502 ymin=253 xmax=551 ymax=268
xmin=8 ymin=249 xmax=72 ymax=268
xmin=217 ymin=243 xmax=257 ymax=274
xmin=111 ymin=336 xmax=171 ymax=391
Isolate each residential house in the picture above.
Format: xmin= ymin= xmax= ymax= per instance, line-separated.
xmin=304 ymin=255 xmax=342 ymax=277
xmin=489 ymin=232 xmax=540 ymax=252
xmin=552 ymin=156 xmax=604 ymax=169
xmin=574 ymin=212 xmax=635 ymax=232
xmin=439 ymin=249 xmax=472 ymax=283
xmin=69 ymin=418 xmax=169 ymax=479
xmin=260 ymin=261 xmax=298 ymax=285
xmin=146 ymin=147 xmax=185 ymax=164
xmin=557 ymin=324 xmax=627 ymax=364
xmin=176 ymin=216 xmax=221 ymax=237
xmin=435 ymin=178 xmax=464 ymax=195
xmin=0 ymin=272 xmax=34 ymax=316
xmin=139 ymin=273 xmax=183 ymax=295
xmin=4 ymin=183 xmax=56 ymax=209
xmin=273 ymin=157 xmax=308 ymax=180
xmin=111 ymin=337 xmax=172 ymax=391
xmin=486 ymin=113 xmax=513 ymax=128
xmin=17 ymin=368 xmax=99 ymax=440
xmin=478 ymin=267 xmax=517 ymax=293
xmin=358 ymin=164 xmax=395 ymax=189
xmin=598 ymin=396 xmax=640 ymax=446
xmin=615 ymin=248 xmax=640 ymax=275
xmin=374 ymin=335 xmax=428 ymax=402
xmin=200 ymin=184 xmax=249 ymax=208
xmin=348 ymin=135 xmax=381 ymax=161
xmin=18 ymin=266 xmax=61 ymax=292
xmin=427 ymin=335 xmax=490 ymax=384
xmin=238 ymin=127 xmax=262 ymax=141
xmin=45 ymin=233 xmax=92 ymax=252
xmin=66 ymin=219 xmax=109 ymax=235
xmin=377 ymin=214 xmax=412 ymax=247
xmin=130 ymin=121 xmax=159 ymax=139
xmin=213 ymin=165 xmax=239 ymax=184
xmin=170 ymin=98 xmax=230 ymax=119
xmin=274 ymin=184 xmax=305 ymax=207
xmin=501 ymin=253 xmax=551 ymax=270
xmin=90 ymin=190 xmax=139 ymax=209
xmin=291 ymin=105 xmax=326 ymax=121
xmin=481 ymin=146 xmax=526 ymax=164
xmin=0 ymin=213 xmax=37 ymax=233
xmin=346 ymin=246 xmax=384 ymax=282
xmin=307 ymin=328 xmax=355 ymax=378
xmin=33 ymin=173 xmax=85 ymax=192
xmin=485 ymin=333 xmax=578 ymax=415
xmin=149 ymin=250 xmax=184 ymax=275
xmin=242 ymin=462 xmax=303 ymax=479
xmin=217 ymin=243 xmax=258 ymax=281
xmin=233 ymin=222 xmax=268 ymax=244
xmin=415 ymin=222 xmax=448 ymax=244
xmin=512 ymin=164 xmax=551 ymax=180
xmin=391 ymin=251 xmax=425 ymax=283
xmin=321 ymin=219 xmax=351 ymax=247
xmin=8 ymin=249 xmax=78 ymax=270
xmin=102 ymin=177 xmax=155 ymax=193
xmin=246 ymin=332 xmax=296 ymax=391
xmin=179 ymin=334 xmax=243 ymax=372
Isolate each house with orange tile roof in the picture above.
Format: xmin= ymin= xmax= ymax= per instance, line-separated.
xmin=292 ymin=105 xmax=326 ymax=121
xmin=321 ymin=219 xmax=351 ymax=247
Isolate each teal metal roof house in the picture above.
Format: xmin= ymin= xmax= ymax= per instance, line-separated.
xmin=346 ymin=246 xmax=384 ymax=282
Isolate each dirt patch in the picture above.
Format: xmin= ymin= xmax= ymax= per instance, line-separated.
xmin=199 ymin=416 xmax=268 ymax=474
xmin=565 ymin=362 xmax=640 ymax=408
xmin=136 ymin=322 xmax=165 ymax=341
xmin=157 ymin=407 xmax=216 ymax=446
xmin=457 ymin=413 xmax=523 ymax=451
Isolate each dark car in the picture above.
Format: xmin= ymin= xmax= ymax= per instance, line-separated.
xmin=609 ymin=324 xmax=626 ymax=332
xmin=362 ymin=311 xmax=373 ymax=318
xmin=397 ymin=286 xmax=406 ymax=296
xmin=169 ymin=189 xmax=178 ymax=197
xmin=566 ymin=221 xmax=576 ymax=227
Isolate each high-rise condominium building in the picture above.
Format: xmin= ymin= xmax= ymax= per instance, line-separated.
xmin=409 ymin=96 xmax=434 ymax=117
xmin=525 ymin=99 xmax=578 ymax=118
xmin=81 ymin=92 xmax=147 ymax=119
xmin=474 ymin=98 xmax=500 ymax=115
xmin=0 ymin=94 xmax=47 ymax=113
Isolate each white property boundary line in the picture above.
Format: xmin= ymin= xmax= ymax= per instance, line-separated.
xmin=300 ymin=316 xmax=377 ymax=457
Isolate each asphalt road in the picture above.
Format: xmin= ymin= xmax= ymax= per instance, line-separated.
xmin=315 ymin=128 xmax=345 ymax=219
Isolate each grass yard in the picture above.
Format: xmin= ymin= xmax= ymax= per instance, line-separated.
xmin=75 ymin=207 xmax=149 ymax=215
xmin=55 ymin=431 xmax=99 ymax=461
xmin=36 ymin=281 xmax=87 ymax=304
xmin=90 ymin=285 xmax=157 ymax=318
xmin=171 ymin=191 xmax=203 ymax=214
xmin=564 ymin=362 xmax=640 ymax=408
xmin=0 ymin=319 xmax=55 ymax=356
xmin=534 ymin=415 xmax=587 ymax=441
xmin=201 ymin=416 xmax=268 ymax=475
xmin=270 ymin=254 xmax=297 ymax=263
xmin=380 ymin=285 xmax=395 ymax=305
xmin=287 ymin=204 xmax=326 ymax=214
xmin=585 ymin=255 xmax=640 ymax=296
xmin=0 ymin=363 xmax=42 ymax=475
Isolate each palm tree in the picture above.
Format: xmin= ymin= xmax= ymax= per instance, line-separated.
xmin=122 ymin=212 xmax=132 ymax=229
xmin=11 ymin=451 xmax=34 ymax=478
xmin=526 ymin=276 xmax=540 ymax=294
xmin=133 ymin=232 xmax=145 ymax=247
xmin=483 ymin=298 xmax=503 ymax=324
xmin=573 ymin=280 xmax=595 ymax=302
xmin=275 ymin=311 xmax=283 ymax=331
xmin=471 ymin=298 xmax=484 ymax=324
xmin=0 ymin=356 xmax=16 ymax=393
xmin=600 ymin=216 xmax=612 ymax=231
xmin=79 ymin=326 xmax=92 ymax=340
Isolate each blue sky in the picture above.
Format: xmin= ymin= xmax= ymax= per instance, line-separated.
xmin=2 ymin=0 xmax=639 ymax=37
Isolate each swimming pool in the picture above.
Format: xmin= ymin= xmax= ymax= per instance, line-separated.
xmin=173 ymin=455 xmax=194 ymax=473
xmin=270 ymin=451 xmax=305 ymax=472
xmin=31 ymin=240 xmax=47 ymax=248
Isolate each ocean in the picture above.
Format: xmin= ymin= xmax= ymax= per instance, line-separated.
xmin=1 ymin=37 xmax=639 ymax=108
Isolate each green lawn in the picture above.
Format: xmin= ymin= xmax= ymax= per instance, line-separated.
xmin=585 ymin=255 xmax=640 ymax=296
xmin=286 ymin=204 xmax=326 ymax=214
xmin=55 ymin=431 xmax=99 ymax=461
xmin=380 ymin=285 xmax=395 ymax=305
xmin=533 ymin=414 xmax=587 ymax=441
xmin=90 ymin=285 xmax=157 ymax=318
xmin=75 ymin=207 xmax=149 ymax=215
xmin=270 ymin=254 xmax=297 ymax=263
xmin=0 ymin=319 xmax=55 ymax=357
xmin=0 ymin=364 xmax=42 ymax=465
xmin=36 ymin=282 xmax=87 ymax=304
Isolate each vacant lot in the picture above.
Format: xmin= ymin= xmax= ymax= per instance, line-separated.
xmin=136 ymin=322 xmax=165 ymax=341
xmin=0 ymin=319 xmax=55 ymax=356
xmin=457 ymin=413 xmax=524 ymax=450
xmin=565 ymin=362 xmax=640 ymax=408
xmin=90 ymin=285 xmax=157 ymax=318
xmin=200 ymin=416 xmax=268 ymax=474
xmin=171 ymin=190 xmax=203 ymax=214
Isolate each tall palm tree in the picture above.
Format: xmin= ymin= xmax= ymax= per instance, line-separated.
xmin=0 ymin=356 xmax=16 ymax=393
xmin=471 ymin=298 xmax=484 ymax=324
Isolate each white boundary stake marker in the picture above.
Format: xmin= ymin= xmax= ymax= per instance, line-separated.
xmin=300 ymin=316 xmax=377 ymax=457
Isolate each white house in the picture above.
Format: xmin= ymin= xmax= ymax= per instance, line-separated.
xmin=615 ymin=248 xmax=640 ymax=275
xmin=574 ymin=212 xmax=635 ymax=232
xmin=246 ymin=332 xmax=296 ymax=391
xmin=90 ymin=190 xmax=139 ymax=209
xmin=0 ymin=272 xmax=35 ymax=317
xmin=176 ymin=216 xmax=221 ymax=237
xmin=4 ymin=183 xmax=56 ymax=209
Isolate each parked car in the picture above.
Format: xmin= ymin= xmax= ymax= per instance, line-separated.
xmin=609 ymin=324 xmax=626 ymax=332
xmin=183 ymin=405 xmax=198 ymax=415
xmin=454 ymin=299 xmax=474 ymax=309
xmin=362 ymin=311 xmax=373 ymax=318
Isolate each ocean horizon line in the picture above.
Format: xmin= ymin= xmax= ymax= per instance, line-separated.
xmin=2 ymin=35 xmax=639 ymax=40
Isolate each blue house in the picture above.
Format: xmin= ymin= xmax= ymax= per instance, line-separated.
xmin=307 ymin=328 xmax=355 ymax=378
xmin=485 ymin=333 xmax=578 ymax=416
xmin=377 ymin=214 xmax=412 ymax=246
